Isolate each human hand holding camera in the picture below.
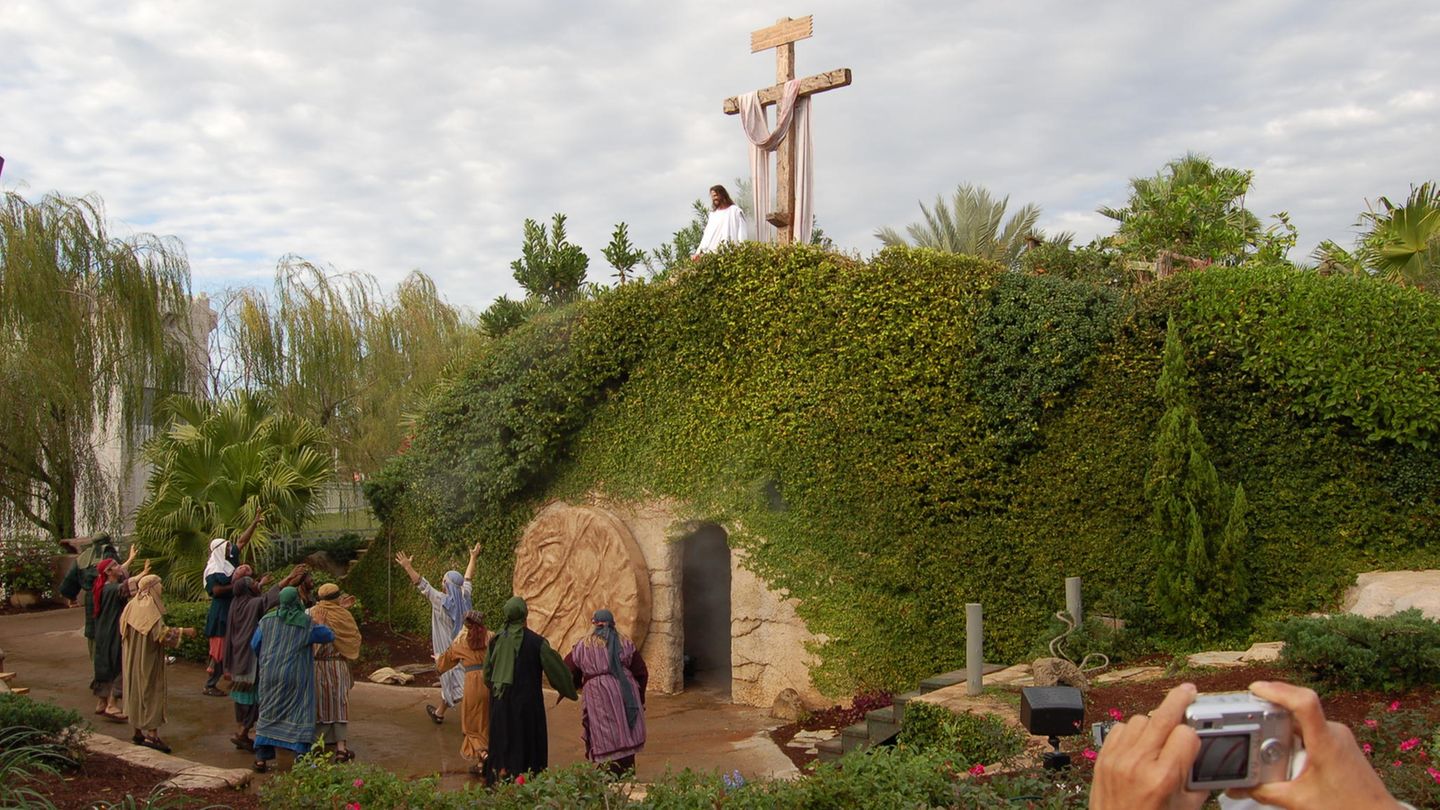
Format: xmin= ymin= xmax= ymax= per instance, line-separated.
xmin=1227 ymin=681 xmax=1404 ymax=810
xmin=1090 ymin=682 xmax=1208 ymax=810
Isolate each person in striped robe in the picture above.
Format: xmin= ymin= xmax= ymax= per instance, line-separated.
xmin=310 ymin=583 xmax=362 ymax=761
xmin=250 ymin=586 xmax=334 ymax=772
xmin=564 ymin=608 xmax=649 ymax=776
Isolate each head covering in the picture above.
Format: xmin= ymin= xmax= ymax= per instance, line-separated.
xmin=463 ymin=610 xmax=487 ymax=651
xmin=119 ymin=575 xmax=165 ymax=635
xmin=441 ymin=571 xmax=470 ymax=640
xmin=93 ymin=559 xmax=117 ymax=617
xmin=203 ymin=537 xmax=236 ymax=580
xmin=310 ymin=588 xmax=362 ymax=660
xmin=265 ymin=586 xmax=309 ymax=628
xmin=592 ymin=608 xmax=640 ymax=729
xmin=75 ymin=534 xmax=117 ymax=569
xmin=484 ymin=597 xmax=528 ymax=698
xmin=225 ymin=576 xmax=265 ymax=687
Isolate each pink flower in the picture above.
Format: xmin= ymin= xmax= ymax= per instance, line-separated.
xmin=1400 ymin=737 xmax=1421 ymax=752
xmin=1364 ymin=719 xmax=1378 ymax=728
xmin=1393 ymin=760 xmax=1403 ymax=768
xmin=1427 ymin=766 xmax=1440 ymax=784
xmin=1082 ymin=748 xmax=1098 ymax=761
xmin=516 ymin=775 xmax=526 ymax=785
xmin=968 ymin=763 xmax=986 ymax=776
xmin=1389 ymin=700 xmax=1401 ymax=712
xmin=1363 ymin=743 xmax=1373 ymax=754
xmin=346 ymin=804 xmax=360 ymax=810
xmin=352 ymin=778 xmax=365 ymax=788
xmin=1107 ymin=708 xmax=1124 ymax=722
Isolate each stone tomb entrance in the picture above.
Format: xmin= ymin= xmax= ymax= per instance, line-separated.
xmin=680 ymin=523 xmax=732 ymax=695
xmin=512 ymin=500 xmax=825 ymax=709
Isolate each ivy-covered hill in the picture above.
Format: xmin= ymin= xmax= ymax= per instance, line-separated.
xmin=351 ymin=245 xmax=1440 ymax=695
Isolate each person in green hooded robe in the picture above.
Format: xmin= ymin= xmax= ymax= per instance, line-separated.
xmin=482 ymin=596 xmax=577 ymax=785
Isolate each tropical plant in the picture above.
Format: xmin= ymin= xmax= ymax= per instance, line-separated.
xmin=1146 ymin=318 xmax=1249 ymax=636
xmin=132 ymin=391 xmax=334 ymax=597
xmin=1100 ymin=153 xmax=1288 ymax=266
xmin=1313 ymin=182 xmax=1440 ymax=291
xmin=228 ymin=260 xmax=473 ymax=476
xmin=510 ymin=213 xmax=590 ymax=304
xmin=0 ymin=191 xmax=197 ymax=542
xmin=875 ymin=183 xmax=1042 ymax=267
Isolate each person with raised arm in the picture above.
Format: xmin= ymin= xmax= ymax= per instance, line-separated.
xmin=202 ymin=508 xmax=266 ymax=696
xmin=394 ymin=541 xmax=482 ymax=724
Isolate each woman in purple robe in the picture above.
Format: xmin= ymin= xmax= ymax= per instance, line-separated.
xmin=564 ymin=608 xmax=648 ymax=776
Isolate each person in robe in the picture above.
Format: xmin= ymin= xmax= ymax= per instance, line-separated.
xmin=202 ymin=509 xmax=266 ymax=696
xmin=250 ymin=586 xmax=335 ymax=772
xmin=120 ymin=574 xmax=198 ymax=753
xmin=564 ymin=608 xmax=649 ymax=776
xmin=692 ymin=185 xmax=748 ymax=258
xmin=59 ymin=534 xmax=132 ymax=659
xmin=90 ymin=556 xmax=150 ymax=721
xmin=309 ymin=582 xmax=362 ymax=761
xmin=482 ymin=596 xmax=577 ymax=785
xmin=435 ymin=610 xmax=493 ymax=776
xmin=394 ymin=541 xmax=482 ymax=724
xmin=224 ymin=564 xmax=306 ymax=751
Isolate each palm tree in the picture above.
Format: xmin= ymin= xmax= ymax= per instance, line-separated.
xmin=876 ymin=183 xmax=1042 ymax=268
xmin=1099 ymin=153 xmax=1261 ymax=265
xmin=0 ymin=192 xmax=194 ymax=542
xmin=1312 ymin=182 xmax=1440 ymax=290
xmin=133 ymin=391 xmax=334 ymax=597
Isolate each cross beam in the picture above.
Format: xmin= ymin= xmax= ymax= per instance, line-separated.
xmin=721 ymin=15 xmax=852 ymax=244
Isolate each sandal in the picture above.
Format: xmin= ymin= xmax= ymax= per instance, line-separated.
xmin=230 ymin=734 xmax=254 ymax=751
xmin=425 ymin=704 xmax=444 ymax=725
xmin=252 ymin=761 xmax=268 ymax=773
xmin=335 ymin=748 xmax=355 ymax=762
xmin=139 ymin=735 xmax=172 ymax=754
xmin=102 ymin=710 xmax=129 ymax=723
xmin=132 ymin=732 xmax=146 ymax=745
xmin=202 ymin=686 xmax=228 ymax=697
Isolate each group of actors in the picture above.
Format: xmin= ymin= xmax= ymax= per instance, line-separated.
xmin=394 ymin=545 xmax=650 ymax=782
xmin=59 ymin=521 xmax=650 ymax=785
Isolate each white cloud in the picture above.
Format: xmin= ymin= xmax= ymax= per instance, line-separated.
xmin=1 ymin=0 xmax=1437 ymax=309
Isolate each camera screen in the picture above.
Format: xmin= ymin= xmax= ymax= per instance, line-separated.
xmin=1191 ymin=733 xmax=1250 ymax=783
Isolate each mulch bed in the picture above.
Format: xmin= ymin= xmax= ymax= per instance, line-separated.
xmin=354 ymin=620 xmax=439 ymax=688
xmin=27 ymin=751 xmax=259 ymax=809
xmin=769 ymin=663 xmax=1440 ymax=770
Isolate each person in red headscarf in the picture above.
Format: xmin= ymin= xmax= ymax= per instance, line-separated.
xmin=90 ymin=556 xmax=149 ymax=720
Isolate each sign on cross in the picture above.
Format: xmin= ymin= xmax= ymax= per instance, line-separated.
xmin=722 ymin=15 xmax=851 ymax=245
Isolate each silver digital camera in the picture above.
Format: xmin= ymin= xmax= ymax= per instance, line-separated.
xmin=1183 ymin=691 xmax=1294 ymax=790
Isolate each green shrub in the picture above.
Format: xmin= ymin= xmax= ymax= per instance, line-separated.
xmin=162 ymin=601 xmax=211 ymax=663
xmin=0 ymin=694 xmax=89 ymax=763
xmin=1277 ymin=610 xmax=1440 ymax=692
xmin=0 ymin=534 xmax=58 ymax=598
xmin=1353 ymin=701 xmax=1440 ymax=808
xmin=899 ymin=702 xmax=1027 ymax=769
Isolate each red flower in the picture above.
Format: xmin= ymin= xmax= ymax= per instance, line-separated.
xmin=1082 ymin=748 xmax=1098 ymax=761
xmin=1388 ymin=700 xmax=1401 ymax=712
xmin=1400 ymin=737 xmax=1421 ymax=752
xmin=1107 ymin=708 xmax=1124 ymax=722
xmin=1427 ymin=766 xmax=1440 ymax=784
xmin=968 ymin=763 xmax=986 ymax=776
xmin=1363 ymin=743 xmax=1373 ymax=755
xmin=1364 ymin=719 xmax=1378 ymax=728
xmin=516 ymin=775 xmax=526 ymax=785
xmin=352 ymin=778 xmax=365 ymax=788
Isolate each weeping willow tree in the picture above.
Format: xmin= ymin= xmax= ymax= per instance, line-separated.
xmin=228 ymin=259 xmax=476 ymax=476
xmin=133 ymin=391 xmax=333 ymax=596
xmin=0 ymin=192 xmax=195 ymax=542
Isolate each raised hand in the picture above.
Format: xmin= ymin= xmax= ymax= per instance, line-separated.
xmin=470 ymin=541 xmax=483 ymax=558
xmin=339 ymin=594 xmax=358 ymax=609
xmin=394 ymin=551 xmax=413 ymax=569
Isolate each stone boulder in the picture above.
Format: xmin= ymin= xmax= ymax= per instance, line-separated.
xmin=770 ymin=687 xmax=807 ymax=722
xmin=1031 ymin=657 xmax=1089 ymax=691
xmin=303 ymin=550 xmax=350 ymax=579
xmin=1341 ymin=570 xmax=1440 ymax=620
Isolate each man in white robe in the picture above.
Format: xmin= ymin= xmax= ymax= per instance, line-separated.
xmin=693 ymin=185 xmax=748 ymax=258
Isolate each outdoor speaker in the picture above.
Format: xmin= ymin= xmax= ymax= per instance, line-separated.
xmin=1020 ymin=686 xmax=1085 ymax=737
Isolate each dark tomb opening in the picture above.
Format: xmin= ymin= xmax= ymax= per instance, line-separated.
xmin=681 ymin=522 xmax=732 ymax=696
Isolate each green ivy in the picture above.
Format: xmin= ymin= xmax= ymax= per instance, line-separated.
xmin=359 ymin=247 xmax=1440 ymax=696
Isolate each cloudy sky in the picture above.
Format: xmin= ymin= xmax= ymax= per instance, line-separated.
xmin=3 ymin=1 xmax=1436 ymax=311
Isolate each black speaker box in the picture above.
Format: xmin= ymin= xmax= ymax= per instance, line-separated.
xmin=1020 ymin=686 xmax=1085 ymax=737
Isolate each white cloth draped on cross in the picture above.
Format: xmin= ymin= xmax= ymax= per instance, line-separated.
xmin=737 ymin=79 xmax=813 ymax=246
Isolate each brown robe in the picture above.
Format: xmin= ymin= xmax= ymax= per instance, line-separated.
xmin=436 ymin=628 xmax=494 ymax=763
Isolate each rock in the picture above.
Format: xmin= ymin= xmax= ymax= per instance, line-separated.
xmin=770 ymin=687 xmax=807 ymax=721
xmin=1092 ymin=666 xmax=1167 ymax=684
xmin=1186 ymin=650 xmax=1247 ymax=668
xmin=787 ymin=729 xmax=836 ymax=748
xmin=303 ymin=550 xmax=349 ymax=579
xmin=1341 ymin=570 xmax=1440 ymax=620
xmin=367 ymin=666 xmax=414 ymax=685
xmin=1031 ymin=657 xmax=1089 ymax=691
xmin=983 ymin=664 xmax=1033 ymax=686
xmin=1239 ymin=642 xmax=1284 ymax=663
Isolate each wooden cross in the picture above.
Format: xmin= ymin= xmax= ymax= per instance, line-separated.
xmin=723 ymin=15 xmax=852 ymax=245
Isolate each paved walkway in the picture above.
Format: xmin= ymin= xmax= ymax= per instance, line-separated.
xmin=0 ymin=608 xmax=796 ymax=789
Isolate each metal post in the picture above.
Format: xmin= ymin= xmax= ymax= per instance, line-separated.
xmin=1065 ymin=577 xmax=1083 ymax=626
xmin=966 ymin=602 xmax=983 ymax=696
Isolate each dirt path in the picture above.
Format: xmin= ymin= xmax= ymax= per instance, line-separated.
xmin=0 ymin=607 xmax=796 ymax=787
